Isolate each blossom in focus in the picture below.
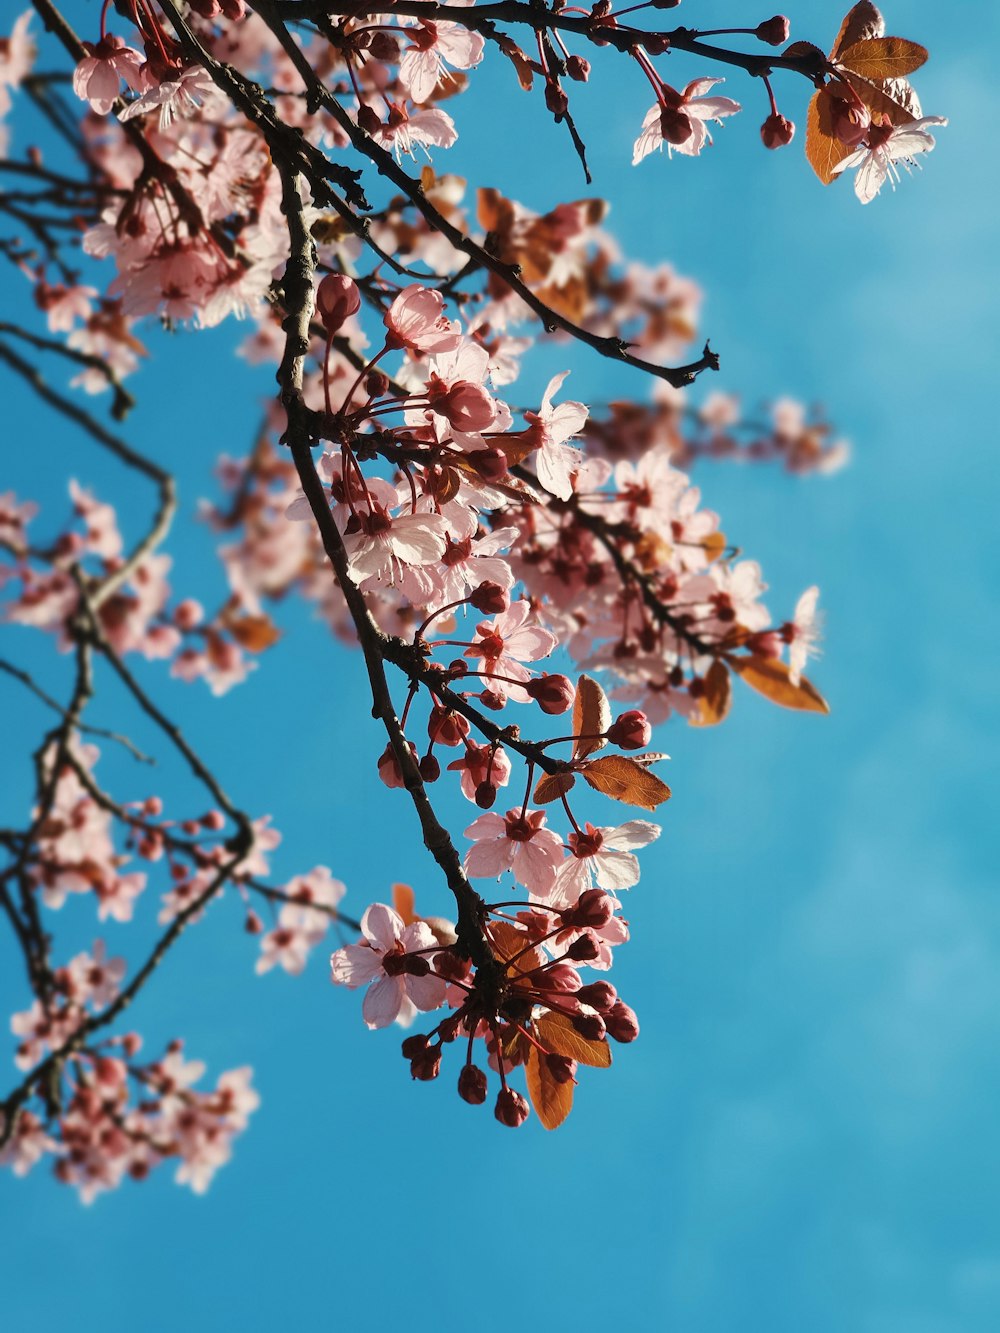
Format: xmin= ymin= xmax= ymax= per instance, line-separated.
xmin=832 ymin=115 xmax=948 ymax=204
xmin=330 ymin=903 xmax=447 ymax=1028
xmin=633 ymin=78 xmax=741 ymax=165
xmin=72 ymin=36 xmax=144 ymax=115
xmin=385 ymin=284 xmax=463 ymax=354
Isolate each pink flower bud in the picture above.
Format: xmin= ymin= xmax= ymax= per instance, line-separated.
xmin=365 ymin=369 xmax=389 ymax=398
xmin=458 ymin=1064 xmax=488 ymax=1104
xmin=428 ymin=378 xmax=497 ymax=432
xmin=428 ymin=706 xmax=469 ymax=747
xmin=562 ymin=889 xmax=614 ymax=929
xmin=469 ymin=581 xmax=510 ymax=615
xmin=761 ymin=112 xmax=795 ymax=149
xmin=173 ymin=598 xmax=203 ymax=630
xmin=531 ymin=962 xmax=582 ymax=993
xmin=571 ymin=1011 xmax=607 ymax=1041
xmin=756 ymin=15 xmax=790 ymax=45
xmin=401 ymin=1034 xmax=430 ymax=1059
xmin=410 ymin=1047 xmax=442 ymax=1081
xmin=419 ymin=752 xmax=441 ymax=782
xmin=526 ymin=673 xmax=575 ymax=715
xmin=494 ymin=1087 xmax=530 ymax=1127
xmin=607 ymin=709 xmax=652 ymax=750
xmin=316 ymin=274 xmax=361 ymax=335
xmin=545 ymin=1053 xmax=578 ymax=1084
xmin=606 ymin=1000 xmax=640 ymax=1043
xmin=475 ymin=781 xmax=497 ymax=809
xmin=566 ymin=929 xmax=601 ymax=962
xmin=244 ymin=909 xmax=264 ymax=935
xmin=467 ymin=447 xmax=509 ymax=483
xmin=545 ymin=80 xmax=568 ymax=118
xmin=566 ymin=55 xmax=591 ymax=82
xmin=577 ymin=980 xmax=617 ymax=1012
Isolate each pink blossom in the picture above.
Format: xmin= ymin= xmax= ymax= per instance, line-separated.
xmin=525 ymin=372 xmax=588 ymax=501
xmin=330 ymin=903 xmax=447 ymax=1029
xmin=550 ymin=820 xmax=661 ymax=906
xmin=784 ymin=585 xmax=822 ymax=685
xmin=373 ymin=102 xmax=457 ymax=160
xmin=399 ymin=19 xmax=484 ymax=104
xmin=73 ymin=36 xmax=144 ymax=115
xmin=385 ymin=284 xmax=463 ymax=354
xmin=464 ymin=598 xmax=558 ymax=702
xmin=119 ymin=64 xmax=224 ymax=130
xmin=633 ymin=78 xmax=741 ymax=165
xmin=831 ymin=115 xmax=947 ymax=204
xmin=464 ymin=808 xmax=565 ymax=898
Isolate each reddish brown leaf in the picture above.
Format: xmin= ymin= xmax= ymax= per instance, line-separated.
xmin=832 ymin=1 xmax=883 ymax=57
xmin=806 ymin=88 xmax=854 ymax=185
xmin=837 ymin=36 xmax=928 ymax=80
xmin=689 ymin=659 xmax=732 ymax=728
xmin=392 ymin=882 xmax=416 ymax=925
xmin=497 ymin=36 xmax=535 ymax=91
xmin=581 ymin=754 xmax=672 ymax=811
xmin=525 ymin=1046 xmax=574 ymax=1130
xmin=572 ymin=674 xmax=611 ymax=761
xmin=535 ymin=1011 xmax=612 ymax=1069
xmin=839 ymin=69 xmax=919 ymax=126
xmin=226 ymin=614 xmax=281 ymax=653
xmin=533 ymin=770 xmax=576 ymax=805
xmin=730 ymin=656 xmax=830 ymax=714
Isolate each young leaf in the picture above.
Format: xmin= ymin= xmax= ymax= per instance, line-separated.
xmin=839 ymin=70 xmax=919 ymax=126
xmin=832 ymin=1 xmax=884 ymax=58
xmin=525 ymin=1045 xmax=574 ymax=1130
xmin=226 ymin=614 xmax=281 ymax=653
xmin=392 ymin=882 xmax=416 ymax=925
xmin=689 ymin=659 xmax=731 ymax=728
xmin=806 ymin=89 xmax=854 ymax=185
xmin=573 ymin=674 xmax=611 ymax=760
xmin=533 ymin=770 xmax=576 ymax=805
xmin=535 ymin=1011 xmax=612 ymax=1068
xmin=730 ymin=656 xmax=830 ymax=713
xmin=582 ymin=754 xmax=672 ymax=810
xmin=837 ymin=36 xmax=928 ymax=81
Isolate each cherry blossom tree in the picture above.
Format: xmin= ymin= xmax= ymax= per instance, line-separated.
xmin=0 ymin=0 xmax=944 ymax=1196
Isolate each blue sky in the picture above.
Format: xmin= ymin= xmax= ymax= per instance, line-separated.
xmin=2 ymin=3 xmax=998 ymax=1330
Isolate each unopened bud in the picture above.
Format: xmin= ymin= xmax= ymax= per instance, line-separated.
xmin=368 ymin=32 xmax=399 ymax=61
xmin=494 ymin=1087 xmax=530 ymax=1127
xmin=365 ymin=369 xmax=389 ymax=398
xmin=410 ymin=1047 xmax=442 ymax=1081
xmin=357 ymin=103 xmax=382 ymax=135
xmin=458 ymin=1063 xmax=488 ymax=1104
xmin=577 ymin=980 xmax=617 ymax=1012
xmin=566 ymin=55 xmax=590 ymax=82
xmin=526 ymin=673 xmax=575 ymax=715
xmin=606 ymin=1000 xmax=639 ymax=1043
xmin=469 ymin=581 xmax=510 ymax=615
xmin=566 ymin=930 xmax=601 ymax=962
xmin=419 ymin=753 xmax=441 ymax=783
xmin=401 ymin=1033 xmax=430 ymax=1060
xmin=562 ymin=888 xmax=614 ymax=929
xmin=244 ymin=909 xmax=264 ymax=935
xmin=761 ymin=112 xmax=795 ymax=149
xmin=607 ymin=709 xmax=651 ymax=750
xmin=544 ymin=80 xmax=568 ymax=118
xmin=659 ymin=106 xmax=694 ymax=145
xmin=479 ymin=688 xmax=505 ymax=711
xmin=571 ymin=1010 xmax=607 ymax=1041
xmin=756 ymin=15 xmax=790 ymax=45
xmin=545 ymin=1053 xmax=578 ymax=1084
xmin=316 ymin=273 xmax=361 ymax=334
xmin=475 ymin=781 xmax=497 ymax=809
xmin=467 ymin=447 xmax=509 ymax=483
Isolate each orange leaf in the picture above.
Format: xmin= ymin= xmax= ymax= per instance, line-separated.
xmin=533 ymin=770 xmax=576 ymax=805
xmin=535 ymin=1011 xmax=612 ymax=1069
xmin=226 ymin=614 xmax=281 ymax=653
xmin=806 ymin=88 xmax=854 ymax=185
xmin=581 ymin=754 xmax=672 ymax=811
xmin=832 ymin=2 xmax=883 ymax=58
xmin=392 ymin=882 xmax=416 ymax=925
xmin=837 ymin=35 xmax=928 ymax=80
xmin=730 ymin=656 xmax=830 ymax=714
xmin=525 ymin=1046 xmax=574 ymax=1130
xmin=701 ymin=531 xmax=727 ymax=564
xmin=572 ymin=674 xmax=611 ymax=761
xmin=689 ymin=659 xmax=731 ymax=728
xmin=497 ymin=36 xmax=535 ymax=92
xmin=839 ymin=69 xmax=919 ymax=125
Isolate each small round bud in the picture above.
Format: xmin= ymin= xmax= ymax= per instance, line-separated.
xmin=365 ymin=369 xmax=390 ymax=398
xmin=316 ymin=273 xmax=361 ymax=335
xmin=545 ymin=1053 xmax=578 ymax=1084
xmin=494 ymin=1087 xmax=530 ymax=1127
xmin=467 ymin=447 xmax=509 ymax=483
xmin=201 ymin=809 xmax=226 ymax=831
xmin=410 ymin=1047 xmax=442 ymax=1081
xmin=607 ymin=709 xmax=652 ymax=750
xmin=562 ymin=888 xmax=614 ymax=930
xmin=458 ymin=1063 xmax=488 ymax=1104
xmin=577 ymin=980 xmax=617 ymax=1012
xmin=173 ymin=598 xmax=203 ymax=630
xmin=357 ymin=103 xmax=382 ymax=135
xmin=401 ymin=1033 xmax=430 ymax=1060
xmin=545 ymin=80 xmax=568 ymax=118
xmin=447 ymin=659 xmax=469 ymax=678
xmin=566 ymin=930 xmax=601 ymax=962
xmin=659 ymin=106 xmax=694 ymax=146
xmin=571 ymin=1011 xmax=607 ymax=1041
xmin=756 ymin=15 xmax=791 ymax=45
xmin=526 ymin=673 xmax=575 ymax=715
xmin=469 ymin=581 xmax=510 ymax=615
xmin=368 ymin=32 xmax=400 ymax=61
xmin=475 ymin=781 xmax=497 ymax=809
xmin=566 ymin=55 xmax=590 ymax=82
xmin=761 ymin=112 xmax=795 ymax=149
xmin=606 ymin=1000 xmax=640 ymax=1043
xmin=419 ymin=753 xmax=441 ymax=783
xmin=244 ymin=909 xmax=264 ymax=935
